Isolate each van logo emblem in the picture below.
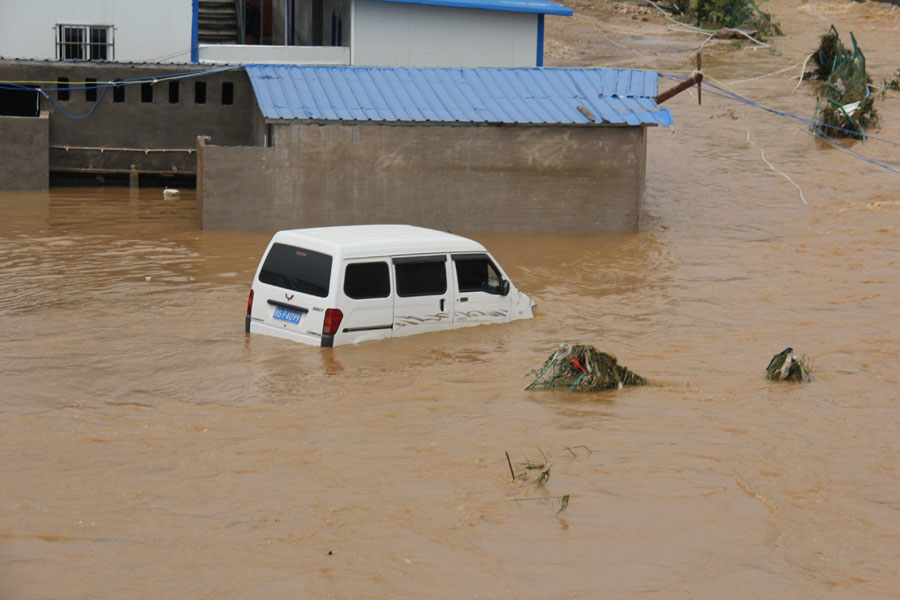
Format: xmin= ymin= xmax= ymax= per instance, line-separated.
xmin=285 ymin=293 xmax=294 ymax=301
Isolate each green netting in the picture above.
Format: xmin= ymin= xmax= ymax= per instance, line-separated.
xmin=808 ymin=26 xmax=877 ymax=139
xmin=526 ymin=344 xmax=647 ymax=392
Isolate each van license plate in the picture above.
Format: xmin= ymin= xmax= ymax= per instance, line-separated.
xmin=273 ymin=306 xmax=302 ymax=324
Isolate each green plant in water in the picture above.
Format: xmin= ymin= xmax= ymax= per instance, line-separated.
xmin=806 ymin=25 xmax=846 ymax=81
xmin=885 ymin=69 xmax=900 ymax=92
xmin=808 ymin=26 xmax=878 ymax=139
xmin=765 ymin=348 xmax=811 ymax=383
xmin=683 ymin=0 xmax=782 ymax=38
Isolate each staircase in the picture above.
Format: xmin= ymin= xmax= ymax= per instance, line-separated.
xmin=198 ymin=0 xmax=240 ymax=44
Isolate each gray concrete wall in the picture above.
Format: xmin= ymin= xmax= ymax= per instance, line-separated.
xmin=200 ymin=122 xmax=649 ymax=234
xmin=0 ymin=112 xmax=49 ymax=190
xmin=0 ymin=60 xmax=256 ymax=177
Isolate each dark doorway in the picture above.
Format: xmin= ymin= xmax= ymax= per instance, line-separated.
xmin=0 ymin=86 xmax=39 ymax=117
xmin=312 ymin=0 xmax=324 ymax=45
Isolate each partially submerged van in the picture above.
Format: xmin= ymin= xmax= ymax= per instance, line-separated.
xmin=246 ymin=225 xmax=535 ymax=347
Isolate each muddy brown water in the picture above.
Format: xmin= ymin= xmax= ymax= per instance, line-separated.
xmin=3 ymin=3 xmax=900 ymax=598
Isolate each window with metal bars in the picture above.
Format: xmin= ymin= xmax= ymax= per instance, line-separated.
xmin=56 ymin=24 xmax=114 ymax=61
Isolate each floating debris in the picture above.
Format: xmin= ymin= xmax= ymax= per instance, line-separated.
xmin=885 ymin=69 xmax=900 ymax=92
xmin=765 ymin=347 xmax=811 ymax=382
xmin=807 ymin=26 xmax=877 ymax=139
xmin=510 ymin=494 xmax=571 ymax=515
xmin=675 ymin=0 xmax=782 ymax=38
xmin=526 ymin=343 xmax=646 ymax=392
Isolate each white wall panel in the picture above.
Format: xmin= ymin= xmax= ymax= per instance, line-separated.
xmin=352 ymin=0 xmax=537 ymax=68
xmin=0 ymin=0 xmax=192 ymax=63
xmin=199 ymin=44 xmax=349 ymax=65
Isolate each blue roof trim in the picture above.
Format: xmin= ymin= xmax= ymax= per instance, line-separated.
xmin=368 ymin=0 xmax=573 ymax=15
xmin=246 ymin=65 xmax=674 ymax=127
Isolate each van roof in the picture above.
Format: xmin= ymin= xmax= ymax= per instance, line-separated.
xmin=272 ymin=225 xmax=486 ymax=259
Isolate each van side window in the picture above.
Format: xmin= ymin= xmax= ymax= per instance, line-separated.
xmin=394 ymin=257 xmax=447 ymax=297
xmin=344 ymin=262 xmax=390 ymax=299
xmin=455 ymin=256 xmax=502 ymax=294
xmin=259 ymin=243 xmax=332 ymax=297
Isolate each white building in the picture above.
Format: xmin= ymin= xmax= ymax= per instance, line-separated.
xmin=0 ymin=0 xmax=571 ymax=67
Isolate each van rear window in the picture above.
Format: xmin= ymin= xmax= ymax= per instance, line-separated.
xmin=258 ymin=243 xmax=332 ymax=297
xmin=344 ymin=262 xmax=390 ymax=299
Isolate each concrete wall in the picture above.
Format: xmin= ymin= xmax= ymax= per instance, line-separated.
xmin=0 ymin=0 xmax=192 ymax=63
xmin=0 ymin=112 xmax=49 ymax=190
xmin=0 ymin=61 xmax=257 ymax=177
xmin=200 ymin=122 xmax=649 ymax=233
xmin=352 ymin=0 xmax=538 ymax=67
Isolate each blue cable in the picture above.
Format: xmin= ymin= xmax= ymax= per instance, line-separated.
xmin=40 ymin=82 xmax=112 ymax=119
xmin=0 ymin=65 xmax=241 ymax=120
xmin=659 ymin=74 xmax=900 ymax=176
xmin=0 ymin=65 xmax=241 ymax=93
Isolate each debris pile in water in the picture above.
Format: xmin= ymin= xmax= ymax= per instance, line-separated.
xmin=807 ymin=26 xmax=877 ymax=139
xmin=672 ymin=0 xmax=782 ymax=39
xmin=526 ymin=344 xmax=646 ymax=392
xmin=765 ymin=347 xmax=810 ymax=383
xmin=885 ymin=69 xmax=900 ymax=92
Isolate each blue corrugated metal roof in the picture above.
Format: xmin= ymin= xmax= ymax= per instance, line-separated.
xmin=246 ymin=66 xmax=673 ymax=127
xmin=369 ymin=0 xmax=573 ymax=16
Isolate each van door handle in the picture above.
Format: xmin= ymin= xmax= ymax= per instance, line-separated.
xmin=459 ymin=297 xmax=468 ymax=302
xmin=440 ymin=299 xmax=445 ymax=312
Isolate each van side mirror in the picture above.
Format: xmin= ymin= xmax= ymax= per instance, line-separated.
xmin=500 ymin=280 xmax=510 ymax=296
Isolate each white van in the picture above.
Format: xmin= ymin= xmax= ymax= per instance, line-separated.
xmin=245 ymin=225 xmax=535 ymax=347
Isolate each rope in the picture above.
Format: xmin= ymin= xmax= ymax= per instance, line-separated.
xmin=727 ymin=61 xmax=804 ymax=85
xmin=746 ymin=128 xmax=807 ymax=204
xmin=791 ymin=53 xmax=815 ymax=93
xmin=0 ymin=65 xmax=243 ymax=90
xmin=660 ymin=71 xmax=900 ymax=149
xmin=661 ymin=72 xmax=900 ymax=176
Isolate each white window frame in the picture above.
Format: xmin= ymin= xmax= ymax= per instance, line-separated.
xmin=56 ymin=24 xmax=115 ymax=61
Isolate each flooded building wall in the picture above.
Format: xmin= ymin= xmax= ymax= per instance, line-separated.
xmin=200 ymin=122 xmax=649 ymax=233
xmin=0 ymin=61 xmax=257 ymax=181
xmin=0 ymin=112 xmax=48 ymax=190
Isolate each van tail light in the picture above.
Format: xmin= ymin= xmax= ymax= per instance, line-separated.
xmin=323 ymin=309 xmax=343 ymax=335
xmin=246 ymin=289 xmax=254 ymax=316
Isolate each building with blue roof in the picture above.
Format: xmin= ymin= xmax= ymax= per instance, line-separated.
xmin=199 ymin=64 xmax=671 ymax=233
xmin=0 ymin=1 xmax=677 ymax=235
xmin=0 ymin=0 xmax=571 ymax=68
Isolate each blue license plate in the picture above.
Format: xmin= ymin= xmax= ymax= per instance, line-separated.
xmin=273 ymin=306 xmax=302 ymax=324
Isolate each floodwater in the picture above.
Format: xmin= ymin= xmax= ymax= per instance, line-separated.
xmin=2 ymin=3 xmax=900 ymax=598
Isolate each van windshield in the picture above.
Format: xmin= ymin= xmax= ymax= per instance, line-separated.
xmin=258 ymin=243 xmax=332 ymax=298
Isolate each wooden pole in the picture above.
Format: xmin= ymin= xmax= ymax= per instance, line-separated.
xmin=653 ymin=53 xmax=703 ymax=106
xmin=697 ymin=53 xmax=702 ymax=105
xmin=505 ymin=451 xmax=516 ymax=482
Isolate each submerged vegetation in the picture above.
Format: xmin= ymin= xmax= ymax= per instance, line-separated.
xmin=765 ymin=348 xmax=811 ymax=383
xmin=807 ymin=26 xmax=878 ymax=139
xmin=671 ymin=0 xmax=782 ymax=39
xmin=885 ymin=69 xmax=900 ymax=92
xmin=526 ymin=344 xmax=647 ymax=392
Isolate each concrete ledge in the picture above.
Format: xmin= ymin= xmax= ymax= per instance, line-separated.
xmin=198 ymin=44 xmax=350 ymax=65
xmin=0 ymin=112 xmax=49 ymax=190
